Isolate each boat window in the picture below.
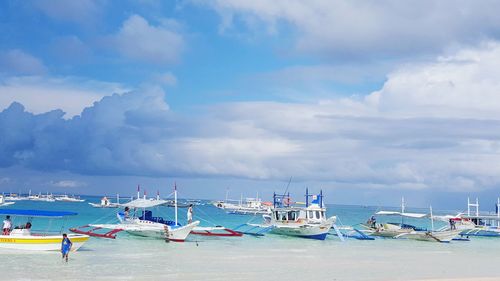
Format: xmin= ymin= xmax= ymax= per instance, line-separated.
xmin=315 ymin=211 xmax=320 ymax=219
xmin=308 ymin=210 xmax=313 ymax=219
xmin=275 ymin=211 xmax=279 ymax=220
xmin=281 ymin=213 xmax=287 ymax=221
xmin=321 ymin=211 xmax=325 ymax=218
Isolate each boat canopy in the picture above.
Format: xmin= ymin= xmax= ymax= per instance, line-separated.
xmin=375 ymin=211 xmax=428 ymax=218
xmin=121 ymin=198 xmax=169 ymax=208
xmin=0 ymin=209 xmax=77 ymax=218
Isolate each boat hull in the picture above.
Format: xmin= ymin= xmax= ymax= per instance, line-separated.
xmin=0 ymin=233 xmax=89 ymax=251
xmin=125 ymin=221 xmax=200 ymax=242
xmin=270 ymin=218 xmax=335 ymax=240
xmin=397 ymin=229 xmax=462 ymax=243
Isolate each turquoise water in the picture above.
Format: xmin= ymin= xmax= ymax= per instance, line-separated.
xmin=1 ymin=197 xmax=500 ymax=280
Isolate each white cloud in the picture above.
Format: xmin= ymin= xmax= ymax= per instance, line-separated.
xmin=112 ymin=15 xmax=184 ymax=64
xmin=369 ymin=41 xmax=500 ymax=119
xmin=203 ymin=0 xmax=500 ymax=59
xmin=51 ymin=180 xmax=85 ymax=188
xmin=0 ymin=76 xmax=128 ymax=117
xmin=155 ymin=72 xmax=178 ymax=86
xmin=33 ymin=0 xmax=102 ymax=25
xmin=0 ymin=49 xmax=47 ymax=75
xmin=3 ymin=43 xmax=500 ymax=193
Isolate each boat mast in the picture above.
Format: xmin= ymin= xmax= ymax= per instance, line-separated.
xmin=305 ymin=187 xmax=309 ymax=207
xmin=137 ymin=185 xmax=140 ymax=199
xmin=174 ymin=182 xmax=178 ymax=225
xmin=401 ymin=197 xmax=405 ymax=225
xmin=430 ymin=205 xmax=434 ymax=232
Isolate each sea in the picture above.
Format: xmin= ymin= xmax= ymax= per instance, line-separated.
xmin=1 ymin=197 xmax=500 ymax=281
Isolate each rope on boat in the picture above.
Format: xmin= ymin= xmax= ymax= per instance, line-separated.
xmin=193 ymin=205 xmax=220 ymax=226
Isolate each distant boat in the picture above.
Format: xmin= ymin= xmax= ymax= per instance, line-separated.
xmin=28 ymin=191 xmax=56 ymax=202
xmin=0 ymin=195 xmax=15 ymax=207
xmin=213 ymin=191 xmax=270 ymax=215
xmin=55 ymin=194 xmax=85 ymax=202
xmin=3 ymin=193 xmax=29 ymax=201
xmin=89 ymin=195 xmax=120 ymax=208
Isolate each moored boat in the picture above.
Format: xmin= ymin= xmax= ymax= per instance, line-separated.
xmin=0 ymin=209 xmax=89 ymax=251
xmin=262 ymin=189 xmax=336 ymax=240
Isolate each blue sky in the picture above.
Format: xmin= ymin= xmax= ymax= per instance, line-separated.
xmin=2 ymin=0 xmax=500 ymax=209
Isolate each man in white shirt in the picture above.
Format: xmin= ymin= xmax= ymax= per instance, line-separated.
xmin=2 ymin=215 xmax=12 ymax=235
xmin=187 ymin=204 xmax=193 ymax=224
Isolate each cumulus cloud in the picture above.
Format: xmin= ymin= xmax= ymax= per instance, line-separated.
xmin=369 ymin=42 xmax=500 ymax=119
xmin=33 ymin=0 xmax=102 ymax=25
xmin=2 ymin=43 xmax=500 ymax=192
xmin=0 ymin=49 xmax=47 ymax=75
xmin=202 ymin=0 xmax=500 ymax=59
xmin=111 ymin=15 xmax=184 ymax=64
xmin=0 ymin=76 xmax=127 ymax=117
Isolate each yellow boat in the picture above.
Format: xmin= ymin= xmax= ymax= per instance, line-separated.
xmin=0 ymin=209 xmax=89 ymax=251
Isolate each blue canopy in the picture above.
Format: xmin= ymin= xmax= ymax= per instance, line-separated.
xmin=0 ymin=209 xmax=77 ymax=218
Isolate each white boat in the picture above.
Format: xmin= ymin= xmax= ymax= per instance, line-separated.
xmin=363 ymin=199 xmax=461 ymax=242
xmin=213 ymin=191 xmax=271 ymax=215
xmin=3 ymin=193 xmax=29 ymax=201
xmin=29 ymin=192 xmax=56 ymax=202
xmin=395 ymin=229 xmax=463 ymax=242
xmin=0 ymin=195 xmax=15 ymax=207
xmin=0 ymin=209 xmax=89 ymax=251
xmin=260 ymin=189 xmax=335 ymax=240
xmin=89 ymin=195 xmax=120 ymax=208
xmin=55 ymin=194 xmax=85 ymax=202
xmin=435 ymin=197 xmax=500 ymax=237
xmin=73 ymin=186 xmax=199 ymax=242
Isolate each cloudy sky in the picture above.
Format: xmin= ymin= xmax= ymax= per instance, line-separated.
xmin=1 ymin=0 xmax=500 ymax=209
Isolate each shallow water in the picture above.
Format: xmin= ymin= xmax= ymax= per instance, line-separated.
xmin=1 ymin=197 xmax=500 ymax=281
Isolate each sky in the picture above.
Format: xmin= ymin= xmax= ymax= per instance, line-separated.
xmin=1 ymin=0 xmax=500 ymax=209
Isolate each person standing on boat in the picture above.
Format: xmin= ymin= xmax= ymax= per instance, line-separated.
xmin=187 ymin=204 xmax=193 ymax=224
xmin=61 ymin=233 xmax=72 ymax=262
xmin=2 ymin=215 xmax=12 ymax=235
xmin=124 ymin=207 xmax=130 ymax=219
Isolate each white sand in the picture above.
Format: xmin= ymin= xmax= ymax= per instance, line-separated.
xmin=2 ymin=236 xmax=500 ymax=280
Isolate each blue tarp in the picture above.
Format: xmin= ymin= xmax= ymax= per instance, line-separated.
xmin=0 ymin=209 xmax=77 ymax=218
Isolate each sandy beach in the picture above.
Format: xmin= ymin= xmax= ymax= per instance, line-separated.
xmin=1 ymin=234 xmax=500 ymax=281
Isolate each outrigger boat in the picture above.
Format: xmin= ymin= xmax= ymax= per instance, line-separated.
xmin=0 ymin=195 xmax=15 ymax=207
xmin=362 ymin=198 xmax=461 ymax=242
xmin=0 ymin=209 xmax=89 ymax=251
xmin=72 ymin=185 xmax=242 ymax=241
xmin=435 ymin=197 xmax=500 ymax=237
xmin=258 ymin=189 xmax=336 ymax=240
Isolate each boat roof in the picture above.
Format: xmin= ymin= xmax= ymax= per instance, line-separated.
xmin=121 ymin=198 xmax=169 ymax=208
xmin=375 ymin=211 xmax=428 ymax=218
xmin=461 ymin=214 xmax=500 ymax=221
xmin=0 ymin=209 xmax=77 ymax=218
